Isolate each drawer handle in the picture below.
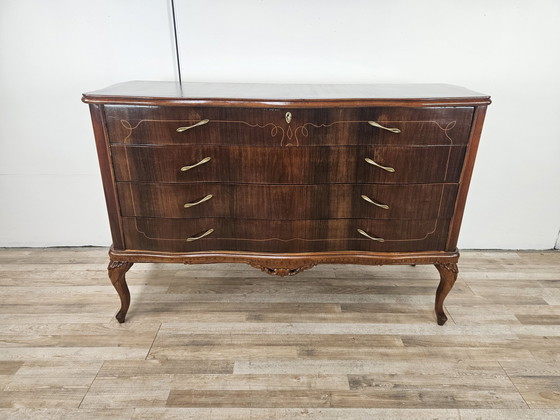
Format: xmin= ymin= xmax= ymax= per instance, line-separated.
xmin=176 ymin=119 xmax=210 ymax=132
xmin=186 ymin=228 xmax=214 ymax=242
xmin=361 ymin=194 xmax=389 ymax=210
xmin=368 ymin=121 xmax=401 ymax=133
xmin=357 ymin=229 xmax=385 ymax=242
xmin=181 ymin=157 xmax=211 ymax=172
xmin=184 ymin=194 xmax=213 ymax=208
xmin=365 ymin=157 xmax=395 ymax=173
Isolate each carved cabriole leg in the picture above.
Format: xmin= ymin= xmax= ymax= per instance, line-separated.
xmin=434 ymin=262 xmax=458 ymax=326
xmin=108 ymin=261 xmax=133 ymax=323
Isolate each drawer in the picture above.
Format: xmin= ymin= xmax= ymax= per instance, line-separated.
xmin=122 ymin=217 xmax=450 ymax=253
xmin=111 ymin=145 xmax=465 ymax=184
xmin=117 ymin=182 xmax=458 ymax=220
xmin=105 ymin=105 xmax=473 ymax=146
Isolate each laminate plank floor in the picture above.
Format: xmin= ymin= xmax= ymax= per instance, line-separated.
xmin=0 ymin=248 xmax=559 ymax=419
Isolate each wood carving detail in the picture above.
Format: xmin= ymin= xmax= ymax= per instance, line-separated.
xmin=436 ymin=262 xmax=459 ymax=274
xmin=108 ymin=260 xmax=133 ymax=323
xmin=119 ymin=118 xmax=458 ymax=146
xmin=434 ymin=262 xmax=458 ymax=326
xmin=108 ymin=260 xmax=133 ymax=273
xmin=88 ymin=83 xmax=489 ymax=326
xmin=249 ymin=262 xmax=317 ymax=277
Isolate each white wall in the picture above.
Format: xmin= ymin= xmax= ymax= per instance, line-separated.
xmin=0 ymin=0 xmax=177 ymax=246
xmin=1 ymin=0 xmax=559 ymax=249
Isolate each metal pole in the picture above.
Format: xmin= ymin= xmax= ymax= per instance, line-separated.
xmin=170 ymin=0 xmax=182 ymax=85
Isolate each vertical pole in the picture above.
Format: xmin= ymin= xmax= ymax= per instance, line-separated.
xmin=171 ymin=0 xmax=182 ymax=85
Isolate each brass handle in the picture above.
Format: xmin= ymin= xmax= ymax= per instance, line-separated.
xmin=181 ymin=157 xmax=211 ymax=172
xmin=357 ymin=229 xmax=385 ymax=242
xmin=186 ymin=228 xmax=214 ymax=242
xmin=368 ymin=121 xmax=401 ymax=133
xmin=176 ymin=119 xmax=210 ymax=132
xmin=184 ymin=194 xmax=213 ymax=208
xmin=361 ymin=194 xmax=389 ymax=210
xmin=365 ymin=157 xmax=395 ymax=173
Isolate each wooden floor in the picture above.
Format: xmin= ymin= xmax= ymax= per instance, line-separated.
xmin=0 ymin=249 xmax=559 ymax=419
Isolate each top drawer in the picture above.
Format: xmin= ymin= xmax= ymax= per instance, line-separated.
xmin=104 ymin=105 xmax=473 ymax=147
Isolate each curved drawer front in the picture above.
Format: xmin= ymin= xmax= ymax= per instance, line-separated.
xmin=105 ymin=105 xmax=473 ymax=146
xmin=117 ymin=182 xmax=458 ymax=220
xmin=111 ymin=145 xmax=465 ymax=184
xmin=122 ymin=217 xmax=450 ymax=253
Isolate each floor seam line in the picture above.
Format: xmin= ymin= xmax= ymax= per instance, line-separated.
xmin=78 ymin=360 xmax=104 ymax=409
xmin=145 ymin=322 xmax=162 ymax=360
xmin=498 ymin=360 xmax=531 ymax=408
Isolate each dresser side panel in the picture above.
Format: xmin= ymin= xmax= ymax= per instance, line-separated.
xmin=90 ymin=103 xmax=125 ymax=249
xmin=445 ymin=105 xmax=488 ymax=251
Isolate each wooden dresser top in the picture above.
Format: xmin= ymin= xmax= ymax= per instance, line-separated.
xmin=82 ymin=81 xmax=491 ymax=107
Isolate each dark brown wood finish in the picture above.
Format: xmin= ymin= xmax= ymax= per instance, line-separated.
xmin=104 ymin=105 xmax=473 ymax=146
xmin=434 ymin=262 xmax=459 ymax=325
xmin=117 ymin=183 xmax=458 ymax=220
xmin=84 ymin=81 xmax=490 ymax=325
xmin=89 ymin=104 xmax=125 ymax=249
xmin=122 ymin=217 xmax=451 ymax=253
xmin=107 ymin=260 xmax=133 ymax=323
xmin=83 ymin=81 xmax=491 ymax=107
xmin=445 ymin=106 xmax=488 ymax=251
xmin=110 ymin=145 xmax=466 ymax=185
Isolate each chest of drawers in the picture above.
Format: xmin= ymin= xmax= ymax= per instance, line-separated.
xmin=83 ymin=81 xmax=490 ymax=325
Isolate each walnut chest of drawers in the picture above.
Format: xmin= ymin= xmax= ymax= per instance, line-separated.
xmin=83 ymin=81 xmax=490 ymax=325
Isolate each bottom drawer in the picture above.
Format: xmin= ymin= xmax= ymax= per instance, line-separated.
xmin=122 ymin=217 xmax=450 ymax=253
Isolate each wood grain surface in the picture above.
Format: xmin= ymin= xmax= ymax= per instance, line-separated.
xmin=82 ymin=81 xmax=491 ymax=107
xmin=110 ymin=144 xmax=466 ymax=185
xmin=121 ymin=217 xmax=451 ymax=253
xmin=117 ymin=183 xmax=458 ymax=220
xmin=86 ymin=86 xmax=489 ymax=327
xmin=0 ymin=248 xmax=559 ymax=419
xmin=104 ymin=105 xmax=473 ymax=146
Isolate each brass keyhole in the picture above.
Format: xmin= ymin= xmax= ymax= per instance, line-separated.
xmin=285 ymin=112 xmax=292 ymax=124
